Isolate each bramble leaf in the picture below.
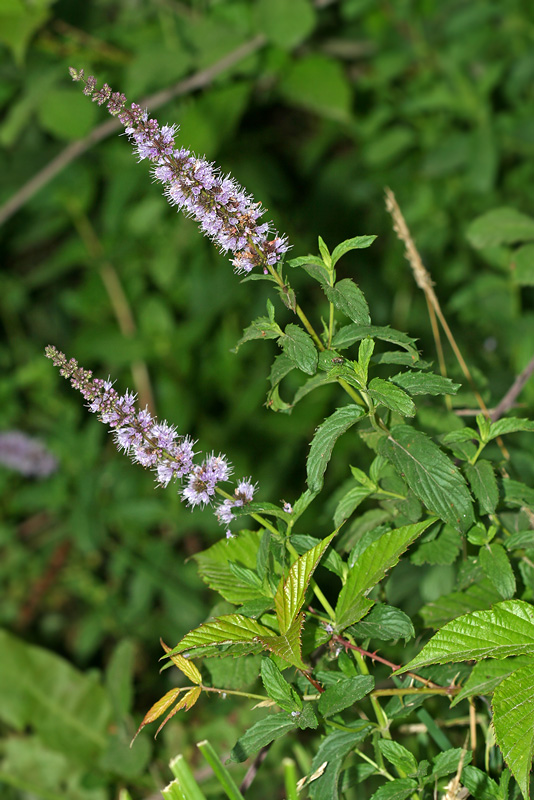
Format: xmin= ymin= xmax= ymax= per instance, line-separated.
xmin=167 ymin=615 xmax=275 ymax=659
xmin=397 ymin=600 xmax=534 ymax=674
xmin=229 ymin=712 xmax=298 ymax=762
xmin=349 ymin=603 xmax=415 ymax=642
xmin=379 ymin=425 xmax=474 ymax=532
xmin=479 ymin=543 xmax=516 ymax=599
xmin=492 ymin=663 xmax=534 ymax=799
xmin=193 ymin=530 xmax=265 ymax=605
xmin=257 ymin=613 xmax=307 ymax=669
xmin=260 ymin=658 xmax=302 ymax=713
xmin=160 ymin=640 xmax=202 ymax=685
xmin=318 ymin=675 xmax=374 ymax=717
xmin=307 ymin=405 xmax=366 ymax=492
xmin=452 ymin=656 xmax=532 ymax=707
xmin=132 ymin=688 xmax=181 ymax=743
xmin=323 ymin=279 xmax=371 ymax=325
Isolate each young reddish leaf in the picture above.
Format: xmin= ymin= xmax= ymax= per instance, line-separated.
xmin=166 ymin=614 xmax=275 ymax=659
xmin=155 ymin=686 xmax=202 ymax=738
xmin=131 ymin=688 xmax=181 ymax=744
xmin=160 ymin=639 xmax=202 ymax=685
xmin=275 ymin=533 xmax=335 ymax=634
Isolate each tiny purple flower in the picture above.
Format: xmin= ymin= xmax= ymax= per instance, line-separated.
xmin=283 ymin=501 xmax=293 ymax=514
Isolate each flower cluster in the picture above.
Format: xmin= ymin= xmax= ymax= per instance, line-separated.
xmin=69 ymin=68 xmax=289 ymax=275
xmin=45 ymin=347 xmax=256 ymax=525
xmin=0 ymin=430 xmax=58 ymax=478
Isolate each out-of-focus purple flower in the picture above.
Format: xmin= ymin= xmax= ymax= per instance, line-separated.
xmin=283 ymin=501 xmax=293 ymax=514
xmin=69 ymin=68 xmax=289 ymax=275
xmin=0 ymin=431 xmax=58 ymax=478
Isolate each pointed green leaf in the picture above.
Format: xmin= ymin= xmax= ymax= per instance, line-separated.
xmin=369 ymin=778 xmax=419 ymax=800
xmin=514 ymin=243 xmax=534 ymax=286
xmin=331 ymin=235 xmax=377 ymax=267
xmin=308 ymin=725 xmax=372 ymax=800
xmin=229 ymin=712 xmax=298 ymax=762
xmin=492 ymin=663 xmax=534 ymax=799
xmin=460 ymin=766 xmax=502 ymax=800
xmin=167 ymin=615 xmax=274 ymax=659
xmin=334 ymin=485 xmax=372 ymax=528
xmin=323 ymin=279 xmax=370 ymax=324
xmin=479 ymin=543 xmax=516 ymax=599
xmin=260 ymin=659 xmax=302 ymax=713
xmin=318 ymin=675 xmax=374 ymax=717
xmin=233 ymin=317 xmax=281 ymax=351
xmin=378 ymin=740 xmax=418 ymax=776
xmin=397 ymin=600 xmax=534 ymax=674
xmin=431 ymin=748 xmax=472 ymax=778
xmin=350 ymin=603 xmax=415 ymax=642
xmin=488 ymin=418 xmax=534 ymax=440
xmin=335 ymin=520 xmax=434 ymax=630
xmin=288 ymin=255 xmax=331 ymax=285
xmin=411 ymin=525 xmax=462 ymax=566
xmin=452 ymin=656 xmax=533 ymax=707
xmin=464 ymin=460 xmax=499 ymax=515
xmin=258 ymin=613 xmax=307 ymax=669
xmin=275 ymin=533 xmax=335 ymax=634
xmin=379 ymin=425 xmax=474 ymax=532
xmin=419 ymin=577 xmax=503 ymax=629
xmin=279 ymin=323 xmax=318 ymax=375
xmin=368 ymin=378 xmax=416 ymax=417
xmin=389 ymin=372 xmax=460 ymax=397
xmin=307 ymin=405 xmax=366 ymax=492
xmin=502 ymin=478 xmax=534 ymax=511
xmin=331 ymin=324 xmax=418 ymax=355
xmin=467 ymin=207 xmax=534 ymax=249
xmin=290 ymin=534 xmax=345 ymax=577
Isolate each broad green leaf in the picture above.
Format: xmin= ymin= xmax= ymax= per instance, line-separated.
xmin=39 ymin=88 xmax=98 ymax=140
xmin=275 ymin=533 xmax=335 ymax=633
xmin=461 ymin=766 xmax=502 ymax=800
xmin=502 ymin=478 xmax=534 ymax=511
xmin=431 ymin=748 xmax=473 ymax=778
xmin=280 ymin=54 xmax=352 ymax=122
xmin=514 ymin=243 xmax=534 ymax=286
xmin=389 ymin=371 xmax=460 ymax=397
xmin=464 ymin=460 xmax=499 ymax=515
xmin=295 ymin=702 xmax=319 ymax=730
xmin=452 ymin=656 xmax=533 ymax=707
xmin=479 ymin=543 xmax=516 ymax=599
xmin=370 ymin=778 xmax=419 ymax=800
xmin=318 ymin=675 xmax=374 ymax=717
xmin=257 ymin=613 xmax=307 ymax=669
xmin=167 ymin=615 xmax=275 ymax=659
xmin=288 ymin=255 xmax=331 ymax=285
xmin=492 ymin=663 xmax=534 ymax=799
xmin=290 ymin=534 xmax=345 ymax=577
xmin=378 ymin=740 xmax=417 ymax=776
xmin=280 ymin=323 xmax=318 ymax=375
xmin=292 ymin=373 xmax=338 ymax=408
xmin=323 ymin=279 xmax=371 ymax=325
xmin=331 ymin=324 xmax=418 ymax=355
xmin=411 ymin=525 xmax=462 ymax=566
xmin=260 ymin=659 xmax=302 ymax=713
xmin=331 ymin=235 xmax=377 ymax=267
xmin=488 ymin=417 xmax=534 ymax=440
xmin=420 ymin=578 xmax=503 ymax=629
xmin=397 ymin=600 xmax=534 ymax=674
xmin=467 ymin=207 xmax=534 ymax=249
xmin=229 ymin=561 xmax=265 ymax=591
xmin=349 ymin=603 xmax=415 ymax=642
xmin=368 ymin=378 xmax=416 ymax=417
xmin=308 ymin=725 xmax=372 ymax=800
xmin=269 ymin=353 xmax=295 ymax=387
xmin=334 ymin=485 xmax=372 ymax=528
xmin=379 ymin=425 xmax=474 ymax=533
xmin=193 ymin=530 xmax=264 ymax=604
xmin=229 ymin=712 xmax=298 ymax=762
xmin=335 ymin=520 xmax=434 ymax=630
xmin=506 ymin=531 xmax=534 ymax=551
xmin=307 ymin=406 xmax=366 ymax=492
xmin=233 ymin=317 xmax=281 ymax=351
xmin=254 ymin=0 xmax=316 ymax=49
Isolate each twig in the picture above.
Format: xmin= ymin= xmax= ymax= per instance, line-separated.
xmin=489 ymin=354 xmax=534 ymax=422
xmin=239 ymin=744 xmax=270 ymax=794
xmin=0 ymin=35 xmax=266 ymax=227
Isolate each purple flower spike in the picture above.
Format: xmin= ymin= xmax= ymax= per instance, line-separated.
xmin=70 ymin=69 xmax=290 ymax=275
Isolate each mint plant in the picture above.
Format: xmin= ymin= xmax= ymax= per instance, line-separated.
xmin=44 ymin=71 xmax=534 ymax=800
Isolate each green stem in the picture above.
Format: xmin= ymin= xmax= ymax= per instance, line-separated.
xmin=197 ymin=740 xmax=245 ymax=800
xmin=283 ymin=758 xmax=299 ymax=800
xmin=351 ymin=648 xmax=391 ymax=739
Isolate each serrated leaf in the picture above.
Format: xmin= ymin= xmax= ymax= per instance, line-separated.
xmin=275 ymin=533 xmax=335 ymax=634
xmin=479 ymin=543 xmax=516 ymax=599
xmin=258 ymin=613 xmax=307 ymax=669
xmin=132 ymin=688 xmax=181 ymax=742
xmin=229 ymin=561 xmax=265 ymax=591
xmin=379 ymin=425 xmax=474 ymax=533
xmin=389 ymin=371 xmax=460 ymax=396
xmin=269 ymin=353 xmax=295 ymax=387
xmin=464 ymin=460 xmax=499 ymax=515
xmin=288 ymin=255 xmax=331 ymax=285
xmin=167 ymin=615 xmax=275 ymax=659
xmin=334 ymin=485 xmax=372 ymax=528
xmin=350 ymin=603 xmax=415 ymax=642
xmin=193 ymin=530 xmax=265 ymax=604
xmin=467 ymin=207 xmax=534 ymax=249
xmin=290 ymin=534 xmax=345 ymax=577
xmin=487 ymin=417 xmax=534 ymax=440
xmin=331 ymin=324 xmax=418 ymax=355
xmin=160 ymin=641 xmax=202 ymax=685
xmin=368 ymin=378 xmax=416 ymax=417
xmin=308 ymin=725 xmax=372 ymax=800
xmin=335 ymin=520 xmax=434 ymax=630
xmin=307 ymin=405 xmax=366 ymax=492
xmin=420 ymin=577 xmax=503 ymax=629
xmin=411 ymin=525 xmax=462 ymax=566
xmin=260 ymin=658 xmax=302 ymax=712
xmin=502 ymin=478 xmax=534 ymax=511
xmin=461 ymin=766 xmax=502 ymax=800
xmin=318 ymin=675 xmax=374 ymax=717
xmin=506 ymin=531 xmax=534 ymax=551
xmin=295 ymin=701 xmax=319 ymax=730
xmin=452 ymin=656 xmax=532 ymax=707
xmin=279 ymin=323 xmax=318 ymax=375
xmin=229 ymin=712 xmax=298 ymax=762
xmin=370 ymin=778 xmax=419 ymax=800
xmin=154 ymin=686 xmax=201 ymax=737
xmin=397 ymin=600 xmax=534 ymax=675
xmin=323 ymin=279 xmax=371 ymax=324
xmin=331 ymin=235 xmax=377 ymax=267
xmin=492 ymin=663 xmax=534 ymax=799
xmin=378 ymin=740 xmax=417 ymax=775
xmin=233 ymin=317 xmax=281 ymax=351
xmin=292 ymin=373 xmax=338 ymax=408
xmin=431 ymin=747 xmax=472 ymax=778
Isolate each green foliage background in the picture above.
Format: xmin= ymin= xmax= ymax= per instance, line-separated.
xmin=1 ymin=0 xmax=534 ymax=797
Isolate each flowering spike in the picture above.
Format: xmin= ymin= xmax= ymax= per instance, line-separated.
xmin=70 ymin=69 xmax=289 ymax=274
